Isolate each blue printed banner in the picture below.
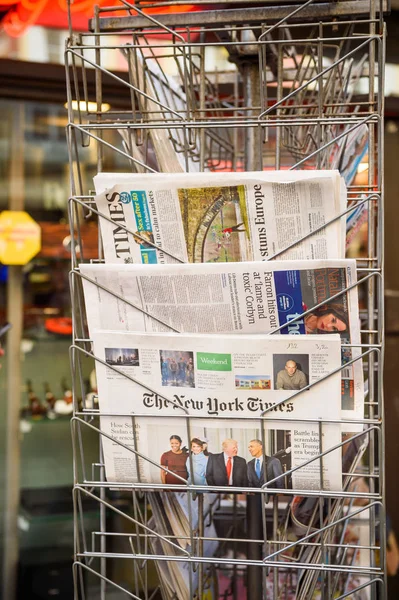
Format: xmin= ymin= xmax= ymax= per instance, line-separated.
xmin=273 ymin=270 xmax=306 ymax=334
xmin=130 ymin=190 xmax=157 ymax=264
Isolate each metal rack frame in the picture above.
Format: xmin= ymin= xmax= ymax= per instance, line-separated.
xmin=65 ymin=1 xmax=386 ymax=598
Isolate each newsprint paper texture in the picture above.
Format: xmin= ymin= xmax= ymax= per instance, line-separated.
xmin=92 ymin=331 xmax=343 ymax=491
xmin=93 ymin=170 xmax=346 ymax=265
xmin=80 ymin=259 xmax=363 ymax=423
xmin=93 ymin=331 xmax=341 ymax=490
xmin=92 ymin=331 xmax=342 ymax=422
xmin=96 ymin=415 xmax=342 ymax=492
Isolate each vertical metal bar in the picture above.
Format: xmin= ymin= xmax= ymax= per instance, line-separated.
xmin=92 ymin=10 xmax=107 ymax=596
xmin=232 ymin=493 xmax=238 ymax=600
xmin=368 ymin=3 xmax=377 ymax=599
xmin=233 ymin=69 xmax=239 ymax=171
xmin=94 ymin=5 xmax=104 ymax=173
xmin=259 ymin=423 xmax=272 ymax=599
xmin=198 ymin=492 xmax=204 ymax=599
xmin=99 ymin=442 xmax=107 ymax=600
xmin=246 ymin=494 xmax=263 ymax=598
xmin=199 ymin=43 xmax=206 ymax=172
xmin=71 ymin=423 xmax=80 ymax=600
xmin=379 ymin=21 xmax=387 ymax=600
xmin=243 ymin=61 xmax=261 ymax=172
xmin=272 ymin=494 xmax=279 ymax=600
xmin=318 ymin=420 xmax=326 ymax=600
xmin=258 ymin=25 xmax=268 ymax=144
xmin=144 ymin=494 xmax=149 ymax=600
xmin=184 ymin=416 xmax=195 ymax=599
xmin=242 ymin=51 xmax=263 ymax=600
xmin=2 ymin=102 xmax=25 ymax=600
xmin=2 ymin=263 xmax=24 ymax=600
xmin=317 ymin=22 xmax=323 ymax=169
xmin=131 ymin=493 xmax=142 ymax=598
xmin=131 ymin=415 xmax=142 ymax=483
xmin=275 ymin=28 xmax=284 ymax=169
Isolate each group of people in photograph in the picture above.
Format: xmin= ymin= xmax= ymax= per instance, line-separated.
xmin=159 ymin=435 xmax=286 ymax=489
xmin=161 ymin=355 xmax=195 ymax=387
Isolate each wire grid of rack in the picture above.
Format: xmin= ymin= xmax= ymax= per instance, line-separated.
xmin=65 ymin=0 xmax=386 ymax=598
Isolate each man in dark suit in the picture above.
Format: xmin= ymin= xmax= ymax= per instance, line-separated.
xmin=206 ymin=439 xmax=248 ymax=488
xmin=247 ymin=439 xmax=285 ymax=489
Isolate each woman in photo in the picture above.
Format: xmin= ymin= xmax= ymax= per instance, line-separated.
xmin=186 ymin=438 xmax=208 ymax=485
xmin=160 ymin=435 xmax=189 ymax=485
xmin=304 ymin=303 xmax=349 ymax=335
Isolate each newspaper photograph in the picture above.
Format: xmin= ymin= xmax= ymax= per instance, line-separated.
xmin=92 ymin=331 xmax=342 ymax=422
xmin=92 ymin=331 xmax=343 ymax=492
xmin=80 ymin=258 xmax=363 ymax=421
xmin=93 ymin=170 xmax=346 ymax=265
xmin=98 ymin=414 xmax=342 ymax=492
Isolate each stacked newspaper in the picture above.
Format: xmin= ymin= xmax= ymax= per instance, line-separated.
xmin=148 ymin=493 xmax=218 ymax=600
xmin=82 ymin=258 xmax=363 ymax=423
xmin=92 ymin=330 xmax=344 ymax=491
xmin=80 ymin=169 xmax=364 ymax=598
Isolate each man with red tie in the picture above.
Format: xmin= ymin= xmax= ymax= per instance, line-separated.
xmin=206 ymin=439 xmax=248 ymax=488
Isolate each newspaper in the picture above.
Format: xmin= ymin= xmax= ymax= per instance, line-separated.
xmin=121 ymin=48 xmax=199 ymax=174
xmin=92 ymin=330 xmax=343 ymax=491
xmin=80 ymin=258 xmax=363 ymax=422
xmin=97 ymin=412 xmax=341 ymax=492
xmin=346 ymin=198 xmax=368 ymax=254
xmin=149 ymin=500 xmax=218 ymax=600
xmin=334 ymin=122 xmax=369 ymax=186
xmin=92 ymin=331 xmax=342 ymax=422
xmin=93 ymin=170 xmax=346 ymax=264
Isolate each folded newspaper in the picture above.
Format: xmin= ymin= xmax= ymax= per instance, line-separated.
xmin=92 ymin=331 xmax=343 ymax=491
xmin=149 ymin=505 xmax=218 ymax=600
xmin=93 ymin=331 xmax=342 ymax=421
xmin=93 ymin=170 xmax=346 ymax=264
xmin=80 ymin=258 xmax=363 ymax=422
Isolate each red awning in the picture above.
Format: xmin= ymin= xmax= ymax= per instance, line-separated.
xmin=0 ymin=0 xmax=199 ymax=37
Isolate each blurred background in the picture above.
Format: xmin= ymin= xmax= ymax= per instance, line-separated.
xmin=0 ymin=0 xmax=397 ymax=599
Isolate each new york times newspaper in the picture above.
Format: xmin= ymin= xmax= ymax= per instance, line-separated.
xmin=80 ymin=259 xmax=363 ymax=424
xmin=93 ymin=170 xmax=345 ymax=264
xmin=92 ymin=331 xmax=342 ymax=421
xmin=92 ymin=331 xmax=343 ymax=491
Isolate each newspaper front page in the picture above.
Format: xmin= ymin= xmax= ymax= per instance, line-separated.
xmin=80 ymin=259 xmax=363 ymax=422
xmin=92 ymin=331 xmax=343 ymax=491
xmin=92 ymin=331 xmax=342 ymax=421
xmin=93 ymin=170 xmax=345 ymax=265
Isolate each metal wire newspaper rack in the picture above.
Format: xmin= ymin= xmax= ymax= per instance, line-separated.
xmin=65 ymin=0 xmax=386 ymax=598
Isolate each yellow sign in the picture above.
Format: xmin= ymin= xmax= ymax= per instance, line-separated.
xmin=0 ymin=211 xmax=41 ymax=265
